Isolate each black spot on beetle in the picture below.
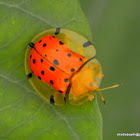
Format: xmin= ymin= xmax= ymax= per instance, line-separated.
xmin=67 ymin=53 xmax=71 ymax=57
xmin=64 ymin=79 xmax=69 ymax=82
xmin=59 ymin=41 xmax=63 ymax=44
xmin=50 ymin=95 xmax=55 ymax=105
xmin=38 ymin=76 xmax=41 ymax=80
xmin=50 ymin=67 xmax=55 ymax=71
xmin=39 ymin=40 xmax=42 ymax=43
xmin=41 ymin=59 xmax=43 ymax=62
xmin=71 ymin=68 xmax=75 ymax=72
xmin=41 ymin=71 xmax=44 ymax=75
xmin=43 ymin=43 xmax=46 ymax=47
xmin=79 ymin=58 xmax=82 ymax=62
xmin=83 ymin=41 xmax=92 ymax=47
xmin=50 ymin=80 xmax=54 ymax=84
xmin=55 ymin=28 xmax=60 ymax=35
xmin=33 ymin=59 xmax=36 ymax=64
xmin=53 ymin=60 xmax=59 ymax=65
xmin=27 ymin=73 xmax=32 ymax=79
xmin=59 ymin=90 xmax=63 ymax=93
xmin=29 ymin=42 xmax=34 ymax=48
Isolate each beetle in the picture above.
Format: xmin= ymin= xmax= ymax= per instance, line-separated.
xmin=25 ymin=28 xmax=118 ymax=106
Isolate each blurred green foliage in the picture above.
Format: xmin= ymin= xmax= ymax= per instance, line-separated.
xmin=80 ymin=0 xmax=140 ymax=140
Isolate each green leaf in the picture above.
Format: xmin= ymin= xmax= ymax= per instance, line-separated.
xmin=0 ymin=0 xmax=102 ymax=139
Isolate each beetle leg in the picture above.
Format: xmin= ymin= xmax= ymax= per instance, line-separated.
xmin=87 ymin=94 xmax=94 ymax=101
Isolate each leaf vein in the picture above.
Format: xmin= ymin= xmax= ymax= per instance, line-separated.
xmin=0 ymin=1 xmax=53 ymax=27
xmin=52 ymin=107 xmax=80 ymax=140
xmin=1 ymin=103 xmax=45 ymax=137
xmin=0 ymin=74 xmax=34 ymax=94
xmin=0 ymin=98 xmax=24 ymax=112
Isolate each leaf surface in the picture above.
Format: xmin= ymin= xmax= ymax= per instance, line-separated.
xmin=0 ymin=0 xmax=102 ymax=139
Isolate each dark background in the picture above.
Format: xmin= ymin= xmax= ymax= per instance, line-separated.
xmin=80 ymin=0 xmax=140 ymax=139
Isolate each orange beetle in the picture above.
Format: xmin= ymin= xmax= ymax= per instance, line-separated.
xmin=25 ymin=28 xmax=119 ymax=106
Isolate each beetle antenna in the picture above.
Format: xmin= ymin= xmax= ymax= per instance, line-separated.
xmin=100 ymin=84 xmax=121 ymax=91
xmin=93 ymin=84 xmax=122 ymax=105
